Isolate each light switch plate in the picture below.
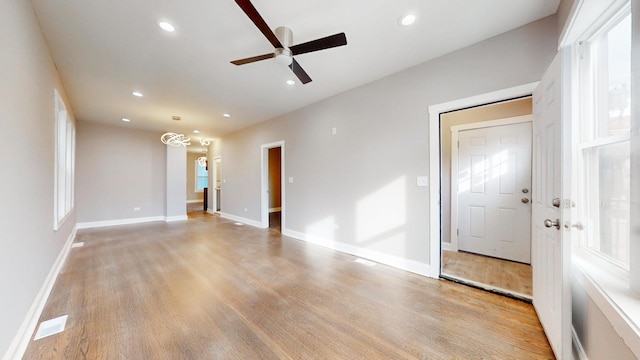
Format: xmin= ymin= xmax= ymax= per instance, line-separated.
xmin=289 ymin=177 xmax=294 ymax=183
xmin=417 ymin=176 xmax=429 ymax=187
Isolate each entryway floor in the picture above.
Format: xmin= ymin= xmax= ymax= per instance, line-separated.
xmin=442 ymin=250 xmax=532 ymax=297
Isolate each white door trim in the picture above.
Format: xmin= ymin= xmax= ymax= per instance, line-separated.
xmin=209 ymin=156 xmax=221 ymax=214
xmin=260 ymin=141 xmax=285 ymax=229
xmin=427 ymin=82 xmax=538 ymax=278
xmin=450 ymin=114 xmax=533 ymax=252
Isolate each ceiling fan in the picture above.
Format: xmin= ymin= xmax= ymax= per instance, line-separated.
xmin=231 ymin=0 xmax=348 ymax=84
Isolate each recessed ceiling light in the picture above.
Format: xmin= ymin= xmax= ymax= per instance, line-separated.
xmin=193 ymin=130 xmax=200 ymax=133
xmin=223 ymin=113 xmax=231 ymax=118
xmin=400 ymin=14 xmax=416 ymax=26
xmin=122 ymin=118 xmax=131 ymax=122
xmin=132 ymin=91 xmax=143 ymax=97
xmin=286 ymin=79 xmax=295 ymax=85
xmin=158 ymin=21 xmax=175 ymax=32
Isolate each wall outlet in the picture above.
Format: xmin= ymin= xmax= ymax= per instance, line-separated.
xmin=332 ymin=127 xmax=337 ymax=135
xmin=288 ymin=177 xmax=294 ymax=183
xmin=133 ymin=207 xmax=141 ymax=211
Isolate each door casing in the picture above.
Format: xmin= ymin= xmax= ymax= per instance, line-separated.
xmin=450 ymin=115 xmax=533 ymax=263
xmin=260 ymin=141 xmax=285 ymax=229
xmin=428 ymin=82 xmax=539 ymax=278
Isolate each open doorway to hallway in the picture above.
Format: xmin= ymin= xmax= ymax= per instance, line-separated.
xmin=440 ymin=97 xmax=533 ymax=299
xmin=261 ymin=141 xmax=285 ymax=232
xmin=268 ymin=147 xmax=282 ymax=232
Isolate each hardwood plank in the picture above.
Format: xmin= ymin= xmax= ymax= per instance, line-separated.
xmin=442 ymin=249 xmax=533 ymax=296
xmin=23 ymin=214 xmax=553 ymax=359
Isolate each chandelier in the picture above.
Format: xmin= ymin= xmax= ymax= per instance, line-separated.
xmin=160 ymin=132 xmax=190 ymax=147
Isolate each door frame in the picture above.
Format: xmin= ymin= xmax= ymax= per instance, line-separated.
xmin=260 ymin=141 xmax=285 ymax=229
xmin=210 ymin=156 xmax=221 ymax=214
xmin=449 ymin=115 xmax=533 ymax=252
xmin=427 ymin=82 xmax=538 ymax=278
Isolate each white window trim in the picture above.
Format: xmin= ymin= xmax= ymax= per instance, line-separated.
xmin=566 ymin=0 xmax=640 ymax=356
xmin=53 ymin=89 xmax=75 ymax=231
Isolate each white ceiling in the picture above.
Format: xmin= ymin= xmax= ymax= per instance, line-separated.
xmin=31 ymin=0 xmax=559 ymax=152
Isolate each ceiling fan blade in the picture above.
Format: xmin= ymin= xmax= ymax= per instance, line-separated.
xmin=235 ymin=0 xmax=283 ymax=48
xmin=289 ymin=58 xmax=312 ymax=84
xmin=290 ymin=33 xmax=347 ymax=56
xmin=231 ymin=53 xmax=275 ymax=65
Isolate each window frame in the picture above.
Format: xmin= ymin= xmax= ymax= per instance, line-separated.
xmin=53 ymin=89 xmax=75 ymax=231
xmin=195 ymin=159 xmax=208 ymax=193
xmin=575 ymin=5 xmax=632 ymax=272
xmin=568 ymin=1 xmax=640 ymax=355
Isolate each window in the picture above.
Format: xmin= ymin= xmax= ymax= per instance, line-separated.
xmin=578 ymin=10 xmax=631 ymax=269
xmin=54 ymin=89 xmax=75 ymax=230
xmin=195 ymin=160 xmax=208 ymax=192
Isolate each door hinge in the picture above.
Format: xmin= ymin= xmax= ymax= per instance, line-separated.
xmin=457 ymin=229 xmax=459 ymax=236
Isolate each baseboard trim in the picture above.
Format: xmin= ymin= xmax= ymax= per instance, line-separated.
xmin=220 ymin=212 xmax=264 ymax=228
xmin=572 ymin=326 xmax=589 ymax=360
xmin=281 ymin=228 xmax=435 ymax=278
xmin=442 ymin=242 xmax=454 ymax=252
xmin=77 ymin=216 xmax=165 ymax=229
xmin=3 ymin=225 xmax=77 ymax=360
xmin=165 ymin=215 xmax=188 ymax=222
xmin=269 ymin=207 xmax=282 ymax=213
xmin=186 ymin=200 xmax=203 ymax=204
xmin=207 ymin=208 xmax=217 ymax=215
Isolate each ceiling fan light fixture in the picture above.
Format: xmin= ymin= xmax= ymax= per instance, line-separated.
xmin=275 ymin=48 xmax=293 ymax=66
xmin=400 ymin=14 xmax=416 ymax=26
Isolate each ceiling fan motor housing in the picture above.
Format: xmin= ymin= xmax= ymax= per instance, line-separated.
xmin=274 ymin=27 xmax=293 ymax=65
xmin=275 ymin=26 xmax=293 ymax=47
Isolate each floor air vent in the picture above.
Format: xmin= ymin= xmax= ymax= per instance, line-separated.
xmin=34 ymin=315 xmax=68 ymax=340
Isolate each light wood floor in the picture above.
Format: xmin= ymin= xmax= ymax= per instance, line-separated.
xmin=23 ymin=213 xmax=552 ymax=359
xmin=442 ymin=250 xmax=533 ymax=297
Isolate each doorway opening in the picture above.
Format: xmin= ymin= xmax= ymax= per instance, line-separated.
xmin=268 ymin=147 xmax=282 ymax=231
xmin=261 ymin=141 xmax=285 ymax=231
xmin=428 ymin=84 xmax=538 ymax=301
xmin=212 ymin=157 xmax=222 ymax=213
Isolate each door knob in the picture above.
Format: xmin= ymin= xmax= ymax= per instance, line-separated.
xmin=544 ymin=218 xmax=560 ymax=230
xmin=521 ymin=198 xmax=530 ymax=204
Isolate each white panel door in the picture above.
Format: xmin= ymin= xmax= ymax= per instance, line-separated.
xmin=457 ymin=122 xmax=532 ymax=263
xmin=532 ymin=54 xmax=570 ymax=359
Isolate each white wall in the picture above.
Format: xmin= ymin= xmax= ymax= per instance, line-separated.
xmin=76 ymin=121 xmax=166 ymax=223
xmin=165 ymin=145 xmax=187 ymax=219
xmin=220 ymin=15 xmax=558 ymax=269
xmin=0 ymin=0 xmax=77 ymax=357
